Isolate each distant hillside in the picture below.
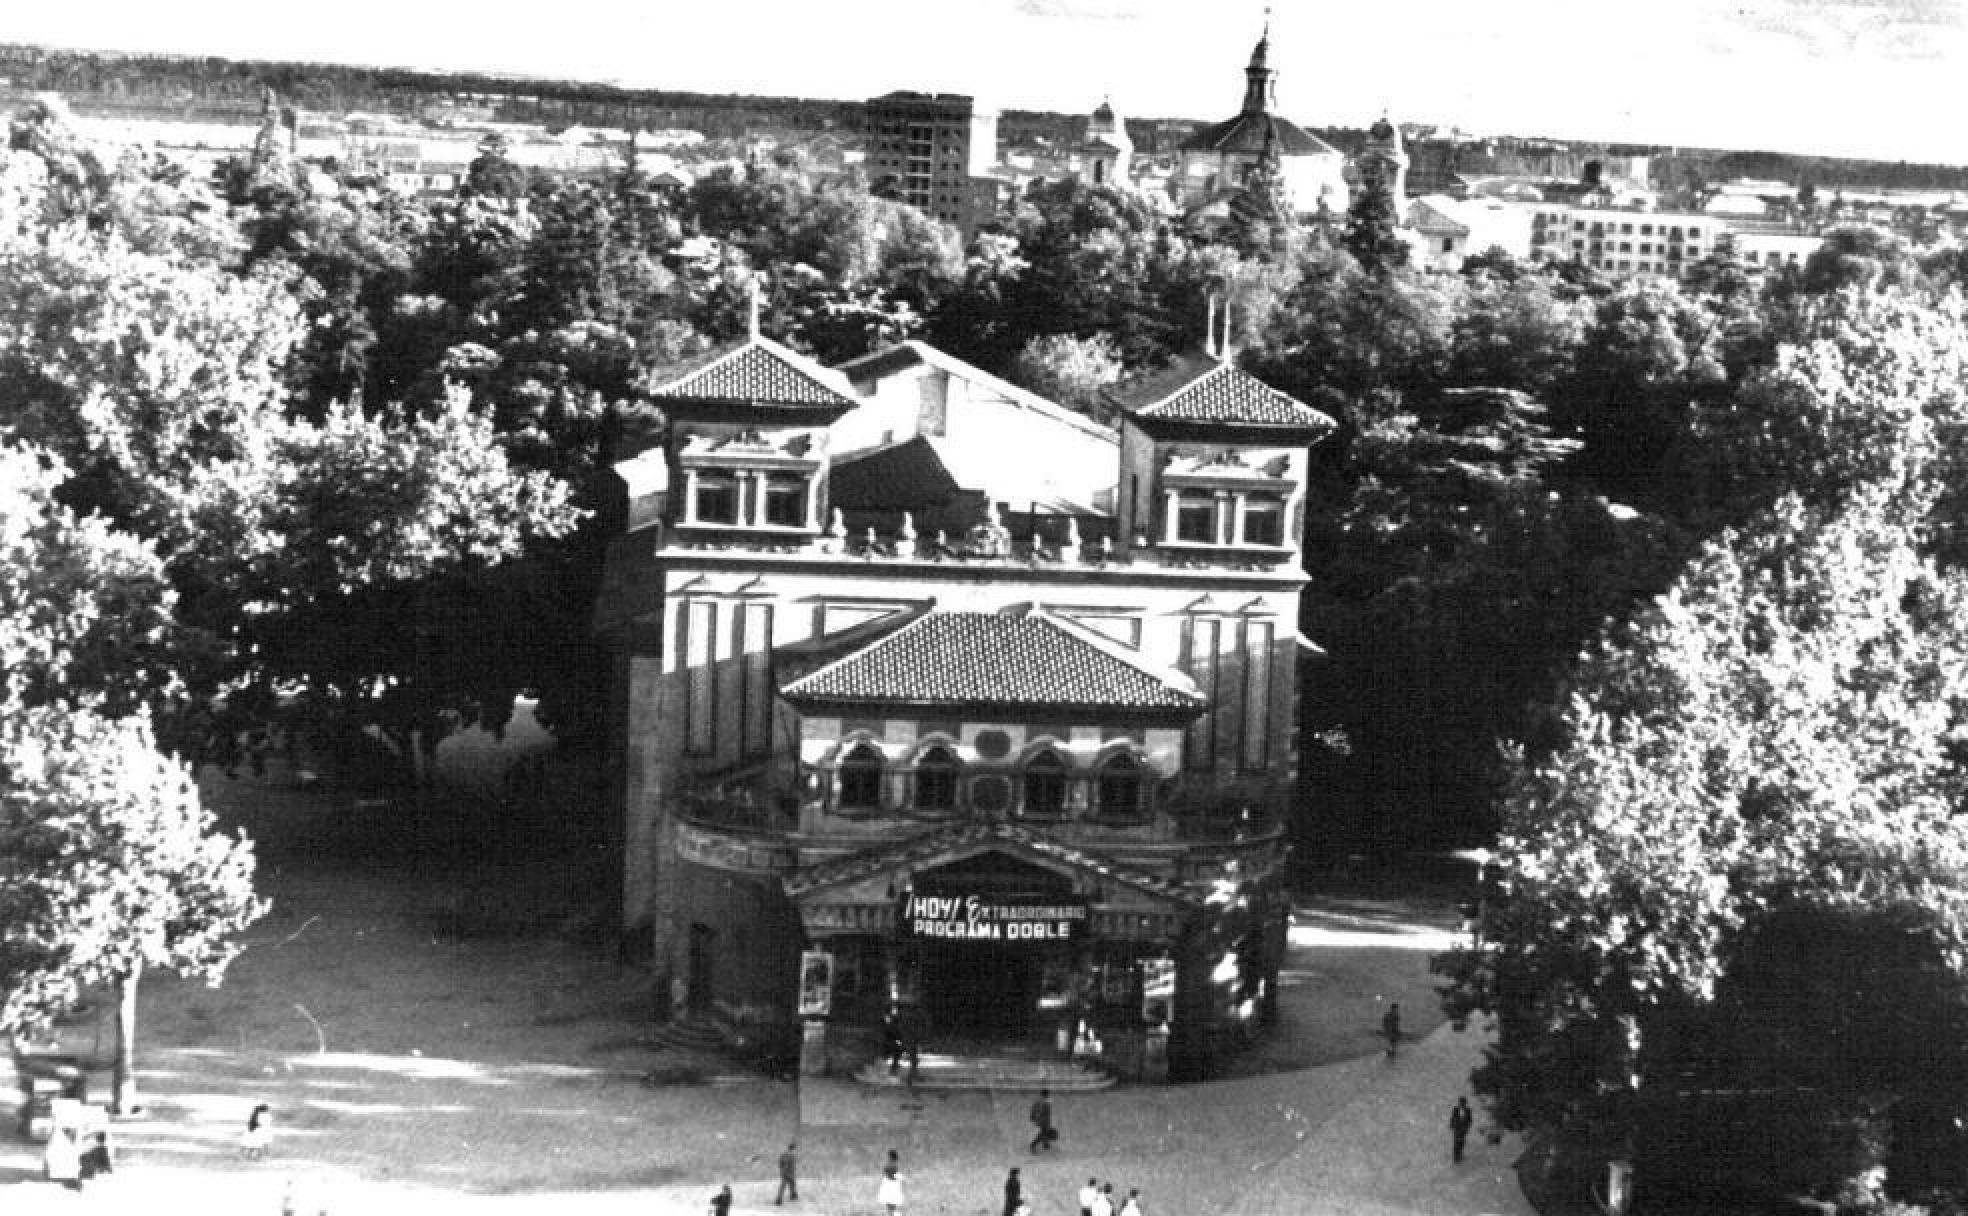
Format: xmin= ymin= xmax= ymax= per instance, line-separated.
xmin=3 ymin=42 xmax=1964 ymax=192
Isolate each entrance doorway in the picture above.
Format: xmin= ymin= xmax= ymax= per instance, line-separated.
xmin=920 ymin=942 xmax=1042 ymax=1040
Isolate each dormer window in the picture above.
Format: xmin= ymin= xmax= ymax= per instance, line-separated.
xmin=1161 ymin=486 xmax=1291 ymax=549
xmin=675 ymin=427 xmax=824 ymax=534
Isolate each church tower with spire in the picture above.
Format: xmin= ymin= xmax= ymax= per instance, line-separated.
xmin=1241 ymin=19 xmax=1278 ymax=115
xmin=1172 ymin=10 xmax=1350 ymax=221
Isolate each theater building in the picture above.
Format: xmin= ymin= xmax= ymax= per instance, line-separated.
xmin=593 ymin=319 xmax=1333 ymax=1081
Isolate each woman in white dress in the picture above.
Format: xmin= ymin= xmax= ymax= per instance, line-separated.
xmin=877 ymin=1162 xmax=905 ymax=1214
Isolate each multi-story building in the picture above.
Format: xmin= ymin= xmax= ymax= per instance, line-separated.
xmin=1527 ymin=205 xmax=1825 ymax=279
xmin=593 ymin=316 xmax=1333 ymax=1082
xmin=1529 ymin=205 xmax=1722 ymax=277
xmin=864 ymin=91 xmax=999 ymax=236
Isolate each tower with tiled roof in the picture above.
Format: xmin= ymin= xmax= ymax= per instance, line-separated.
xmin=1105 ymin=336 xmax=1333 ymax=563
xmin=1173 ymin=14 xmax=1349 ymax=220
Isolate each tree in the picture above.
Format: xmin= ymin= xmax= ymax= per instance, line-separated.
xmin=0 ymin=123 xmax=582 ymax=759
xmin=0 ymin=443 xmax=264 ymax=1114
xmin=1341 ymin=168 xmax=1408 ymax=275
xmin=1439 ymin=491 xmax=1968 ymax=1204
xmin=0 ymin=705 xmax=264 ymax=1113
xmin=1009 ymin=333 xmax=1125 ymax=416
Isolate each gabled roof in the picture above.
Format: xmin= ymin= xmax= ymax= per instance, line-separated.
xmin=649 ymin=334 xmax=860 ymax=412
xmin=783 ymin=821 xmax=1203 ymax=907
xmin=780 ymin=608 xmax=1205 ymax=717
xmin=1182 ymin=111 xmax=1337 ymax=159
xmin=1105 ymin=353 xmax=1335 ymax=435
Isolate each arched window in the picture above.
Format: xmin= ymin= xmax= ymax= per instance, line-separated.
xmin=838 ymin=742 xmax=885 ymax=811
xmin=1095 ymin=752 xmax=1146 ymax=818
xmin=913 ymin=744 xmax=960 ymax=812
xmin=1022 ymin=749 xmax=1068 ymax=817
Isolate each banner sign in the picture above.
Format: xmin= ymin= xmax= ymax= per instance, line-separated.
xmin=898 ymin=893 xmax=1088 ymax=943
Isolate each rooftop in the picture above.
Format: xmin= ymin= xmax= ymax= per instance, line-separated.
xmin=649 ymin=336 xmax=860 ymax=413
xmin=1107 ymin=354 xmax=1336 ymax=434
xmin=780 ymin=608 xmax=1206 ymax=716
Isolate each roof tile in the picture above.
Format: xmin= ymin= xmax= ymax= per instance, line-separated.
xmin=781 ymin=611 xmax=1204 ymax=713
xmin=1108 ymin=357 xmax=1335 ymax=431
xmin=651 ymin=339 xmax=859 ymax=410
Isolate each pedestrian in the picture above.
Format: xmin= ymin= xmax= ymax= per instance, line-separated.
xmin=1382 ymin=1003 xmax=1402 ymax=1057
xmin=1028 ymin=1088 xmax=1058 ymax=1152
xmin=1449 ymin=1096 xmax=1474 ymax=1163
xmin=241 ymin=1103 xmax=273 ymax=1159
xmin=1094 ymin=1172 xmax=1125 ymax=1212
xmin=878 ymin=1161 xmax=906 ymax=1215
xmin=1118 ymin=1187 xmax=1144 ymax=1216
xmin=709 ymin=1182 xmax=733 ymax=1216
xmin=777 ymin=1141 xmax=799 ymax=1203
xmin=1091 ymin=1181 xmax=1115 ymax=1216
xmin=43 ymin=1125 xmax=82 ymax=1190
xmin=1078 ymin=1176 xmax=1099 ymax=1216
xmin=1002 ymin=1166 xmax=1023 ymax=1216
xmin=884 ymin=1012 xmax=904 ymax=1075
xmin=79 ymin=1130 xmax=114 ymax=1182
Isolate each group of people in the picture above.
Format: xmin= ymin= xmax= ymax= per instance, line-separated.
xmin=41 ymin=1126 xmax=114 ymax=1190
xmin=1001 ymin=1170 xmax=1146 ymax=1216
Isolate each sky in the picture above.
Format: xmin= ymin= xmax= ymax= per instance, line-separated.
xmin=4 ymin=0 xmax=1966 ymax=164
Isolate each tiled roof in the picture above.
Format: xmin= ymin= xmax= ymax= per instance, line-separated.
xmin=780 ymin=610 xmax=1205 ymax=714
xmin=783 ymin=821 xmax=1203 ymax=907
xmin=1182 ymin=112 xmax=1337 ymax=158
xmin=650 ymin=337 xmax=860 ymax=411
xmin=1106 ymin=355 xmax=1335 ymax=432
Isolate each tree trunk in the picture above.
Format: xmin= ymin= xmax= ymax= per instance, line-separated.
xmin=111 ymin=970 xmax=140 ymax=1115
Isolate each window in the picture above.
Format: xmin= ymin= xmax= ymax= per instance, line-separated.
xmin=763 ymin=475 xmax=808 ymax=528
xmin=693 ymin=472 xmax=741 ymax=525
xmin=838 ymin=743 xmax=884 ymax=811
xmin=1095 ymin=753 xmax=1145 ymax=818
xmin=1441 ymin=237 xmax=1455 ymax=253
xmin=1175 ymin=493 xmax=1217 ymax=543
xmin=1241 ymin=497 xmax=1285 ymax=547
xmin=914 ymin=744 xmax=960 ymax=812
xmin=1023 ymin=750 xmax=1068 ymax=817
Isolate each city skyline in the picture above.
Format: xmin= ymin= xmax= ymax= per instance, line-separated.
xmin=3 ymin=0 xmax=1965 ymax=165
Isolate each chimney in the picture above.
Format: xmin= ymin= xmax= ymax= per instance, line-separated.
xmin=1205 ymin=294 xmax=1219 ymax=358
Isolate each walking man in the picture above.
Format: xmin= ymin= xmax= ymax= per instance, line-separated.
xmin=1078 ymin=1177 xmax=1099 ymax=1216
xmin=777 ymin=1141 xmax=799 ymax=1203
xmin=1028 ymin=1088 xmax=1058 ymax=1152
xmin=1449 ymin=1096 xmax=1474 ymax=1163
xmin=1002 ymin=1167 xmax=1023 ymax=1216
xmin=1382 ymin=1002 xmax=1402 ymax=1057
xmin=710 ymin=1183 xmax=733 ymax=1216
